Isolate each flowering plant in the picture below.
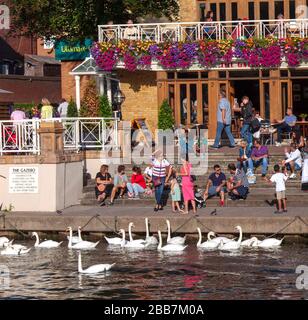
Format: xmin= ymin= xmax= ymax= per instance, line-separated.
xmin=31 ymin=106 xmax=40 ymax=118
xmin=92 ymin=37 xmax=308 ymax=71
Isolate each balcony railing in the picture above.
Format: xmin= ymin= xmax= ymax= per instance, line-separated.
xmin=98 ymin=19 xmax=308 ymax=43
xmin=0 ymin=118 xmax=119 ymax=155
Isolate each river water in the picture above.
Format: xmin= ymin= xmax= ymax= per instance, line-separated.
xmin=0 ymin=240 xmax=308 ymax=300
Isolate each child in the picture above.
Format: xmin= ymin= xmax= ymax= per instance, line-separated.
xmin=109 ymin=165 xmax=128 ymax=205
xmin=267 ymin=164 xmax=288 ymax=214
xmin=144 ymin=164 xmax=153 ymax=194
xmin=170 ymin=171 xmax=184 ymax=213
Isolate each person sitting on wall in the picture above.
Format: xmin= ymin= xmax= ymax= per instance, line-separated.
xmin=227 ymin=163 xmax=250 ymax=200
xmin=282 ymin=143 xmax=303 ymax=179
xmin=123 ymin=19 xmax=138 ymax=40
xmin=109 ymin=165 xmax=128 ymax=205
xmin=247 ymin=139 xmax=269 ymax=178
xmin=95 ymin=164 xmax=114 ymax=206
xmin=274 ymin=107 xmax=297 ymax=146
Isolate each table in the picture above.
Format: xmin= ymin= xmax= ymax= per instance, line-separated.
xmin=296 ymin=121 xmax=308 ymax=137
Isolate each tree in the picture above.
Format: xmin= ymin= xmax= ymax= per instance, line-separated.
xmin=10 ymin=0 xmax=179 ymax=41
xmin=158 ymin=99 xmax=175 ymax=130
xmin=67 ymin=97 xmax=78 ymax=117
xmin=80 ymin=80 xmax=99 ymax=117
xmin=99 ymin=95 xmax=113 ymax=118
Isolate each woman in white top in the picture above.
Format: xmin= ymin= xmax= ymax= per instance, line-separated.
xmin=123 ymin=20 xmax=138 ymax=40
xmin=151 ymin=150 xmax=172 ymax=212
xmin=282 ymin=143 xmax=302 ymax=179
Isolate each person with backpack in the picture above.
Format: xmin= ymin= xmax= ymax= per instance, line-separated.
xmin=233 ymin=96 xmax=254 ymax=146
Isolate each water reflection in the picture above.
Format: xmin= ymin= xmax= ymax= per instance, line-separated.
xmin=0 ymin=241 xmax=308 ymax=300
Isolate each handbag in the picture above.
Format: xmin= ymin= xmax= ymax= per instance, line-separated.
xmin=153 ymin=176 xmax=162 ymax=187
xmin=190 ymin=175 xmax=196 ymax=183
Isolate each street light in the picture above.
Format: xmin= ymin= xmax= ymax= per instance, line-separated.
xmin=113 ymin=88 xmax=125 ymax=119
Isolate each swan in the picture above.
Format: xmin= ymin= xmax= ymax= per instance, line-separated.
xmin=241 ymin=237 xmax=259 ymax=247
xmin=67 ymin=227 xmax=99 ymax=249
xmin=67 ymin=227 xmax=82 ymax=244
xmin=1 ymin=246 xmax=31 ymax=256
xmin=207 ymin=231 xmax=234 ymax=244
xmin=166 ymin=220 xmax=186 ymax=245
xmin=144 ymin=218 xmax=158 ymax=245
xmin=104 ymin=230 xmax=126 ymax=245
xmin=78 ymin=252 xmax=115 ymax=274
xmin=257 ymin=237 xmax=284 ymax=248
xmin=219 ymin=226 xmax=242 ymax=251
xmin=8 ymin=243 xmax=27 ymax=250
xmin=123 ymin=224 xmax=147 ymax=249
xmin=196 ymin=228 xmax=220 ymax=249
xmin=158 ymin=230 xmax=187 ymax=252
xmin=32 ymin=232 xmax=62 ymax=248
xmin=0 ymin=237 xmax=10 ymax=247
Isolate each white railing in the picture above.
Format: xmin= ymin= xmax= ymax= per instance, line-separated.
xmin=0 ymin=118 xmax=119 ymax=155
xmin=98 ymin=19 xmax=308 ymax=43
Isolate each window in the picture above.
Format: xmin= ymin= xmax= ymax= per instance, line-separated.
xmin=219 ymin=3 xmax=226 ymax=21
xmin=177 ymin=72 xmax=198 ymax=79
xmin=210 ymin=3 xmax=217 ymax=21
xmin=289 ymin=0 xmax=295 ymax=19
xmin=280 ymin=70 xmax=288 ymax=78
xmin=262 ymin=70 xmax=269 ymax=77
xmin=274 ymin=1 xmax=284 ymax=18
xmin=199 ymin=2 xmax=206 ymax=21
xmin=248 ymin=2 xmax=255 ymax=20
xmin=260 ymin=2 xmax=269 ymax=20
xmin=167 ymin=72 xmax=175 ymax=79
xmin=219 ymin=71 xmax=226 ymax=78
xmin=201 ymin=72 xmax=208 ymax=78
xmin=231 ymin=2 xmax=238 ymax=21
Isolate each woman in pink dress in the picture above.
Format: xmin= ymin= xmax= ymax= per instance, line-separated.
xmin=180 ymin=159 xmax=196 ymax=214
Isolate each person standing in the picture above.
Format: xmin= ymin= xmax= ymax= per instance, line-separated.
xmin=152 ymin=150 xmax=172 ymax=212
xmin=57 ymin=99 xmax=68 ymax=118
xmin=41 ymin=98 xmax=54 ymax=120
xmin=233 ymin=96 xmax=253 ymax=146
xmin=211 ymin=89 xmax=235 ymax=149
xmin=267 ymin=164 xmax=288 ymax=214
xmin=180 ymin=157 xmax=196 ymax=214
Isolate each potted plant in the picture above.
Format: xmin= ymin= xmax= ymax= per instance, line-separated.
xmin=299 ymin=113 xmax=308 ymax=122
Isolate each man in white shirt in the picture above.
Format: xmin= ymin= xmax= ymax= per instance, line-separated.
xmin=282 ymin=143 xmax=302 ymax=179
xmin=57 ymin=99 xmax=68 ymax=118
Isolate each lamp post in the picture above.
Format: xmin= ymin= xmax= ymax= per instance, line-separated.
xmin=113 ymin=88 xmax=125 ymax=120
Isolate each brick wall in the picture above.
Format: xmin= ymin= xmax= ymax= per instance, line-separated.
xmin=179 ymin=0 xmax=198 ymax=22
xmin=61 ymin=61 xmax=91 ymax=102
xmin=118 ymin=70 xmax=159 ymax=131
xmin=0 ymin=75 xmax=61 ymax=104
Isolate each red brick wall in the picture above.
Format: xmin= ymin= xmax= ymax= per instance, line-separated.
xmin=0 ymin=75 xmax=61 ymax=104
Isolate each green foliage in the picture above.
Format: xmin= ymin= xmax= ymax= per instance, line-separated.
xmin=79 ymin=104 xmax=88 ymax=118
xmin=99 ymin=95 xmax=113 ymax=118
xmin=14 ymin=103 xmax=35 ymax=111
xmin=67 ymin=97 xmax=78 ymax=117
xmin=158 ymin=99 xmax=175 ymax=130
xmin=10 ymin=0 xmax=179 ymax=40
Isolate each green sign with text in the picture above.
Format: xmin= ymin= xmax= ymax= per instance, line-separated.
xmin=55 ymin=39 xmax=93 ymax=61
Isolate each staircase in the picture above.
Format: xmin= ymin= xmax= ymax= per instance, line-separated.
xmin=79 ymin=147 xmax=308 ymax=208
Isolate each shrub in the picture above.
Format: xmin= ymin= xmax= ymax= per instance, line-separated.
xmin=158 ymin=99 xmax=175 ymax=130
xmin=67 ymin=97 xmax=78 ymax=117
xmin=99 ymin=94 xmax=113 ymax=118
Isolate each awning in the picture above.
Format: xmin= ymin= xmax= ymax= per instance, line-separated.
xmin=0 ymin=88 xmax=13 ymax=94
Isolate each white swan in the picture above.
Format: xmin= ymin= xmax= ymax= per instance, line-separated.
xmin=1 ymin=246 xmax=31 ymax=256
xmin=219 ymin=226 xmax=242 ymax=251
xmin=196 ymin=228 xmax=220 ymax=249
xmin=158 ymin=230 xmax=187 ymax=252
xmin=67 ymin=227 xmax=82 ymax=244
xmin=67 ymin=227 xmax=99 ymax=249
xmin=257 ymin=237 xmax=284 ymax=248
xmin=207 ymin=231 xmax=234 ymax=244
xmin=145 ymin=218 xmax=158 ymax=245
xmin=123 ymin=224 xmax=147 ymax=249
xmin=166 ymin=219 xmax=186 ymax=245
xmin=104 ymin=230 xmax=126 ymax=245
xmin=32 ymin=232 xmax=62 ymax=248
xmin=241 ymin=237 xmax=259 ymax=247
xmin=78 ymin=252 xmax=115 ymax=274
xmin=0 ymin=236 xmax=10 ymax=247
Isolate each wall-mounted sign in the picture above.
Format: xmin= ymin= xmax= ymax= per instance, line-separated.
xmin=9 ymin=167 xmax=39 ymax=194
xmin=55 ymin=39 xmax=93 ymax=61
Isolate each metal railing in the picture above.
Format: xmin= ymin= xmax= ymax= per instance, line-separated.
xmin=0 ymin=117 xmax=119 ymax=155
xmin=98 ymin=19 xmax=308 ymax=43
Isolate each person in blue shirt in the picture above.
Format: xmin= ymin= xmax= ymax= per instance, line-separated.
xmin=211 ymin=89 xmax=236 ymax=149
xmin=275 ymin=107 xmax=297 ymax=145
xmin=237 ymin=139 xmax=252 ymax=173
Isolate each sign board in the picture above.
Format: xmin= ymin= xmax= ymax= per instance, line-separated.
xmin=9 ymin=167 xmax=39 ymax=194
xmin=55 ymin=39 xmax=93 ymax=61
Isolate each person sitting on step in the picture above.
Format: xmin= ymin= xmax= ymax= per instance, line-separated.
xmin=282 ymin=143 xmax=302 ymax=179
xmin=126 ymin=166 xmax=147 ymax=199
xmin=95 ymin=165 xmax=114 ymax=206
xmin=247 ymin=139 xmax=269 ymax=178
xmin=227 ymin=163 xmax=250 ymax=200
xmin=109 ymin=165 xmax=128 ymax=205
